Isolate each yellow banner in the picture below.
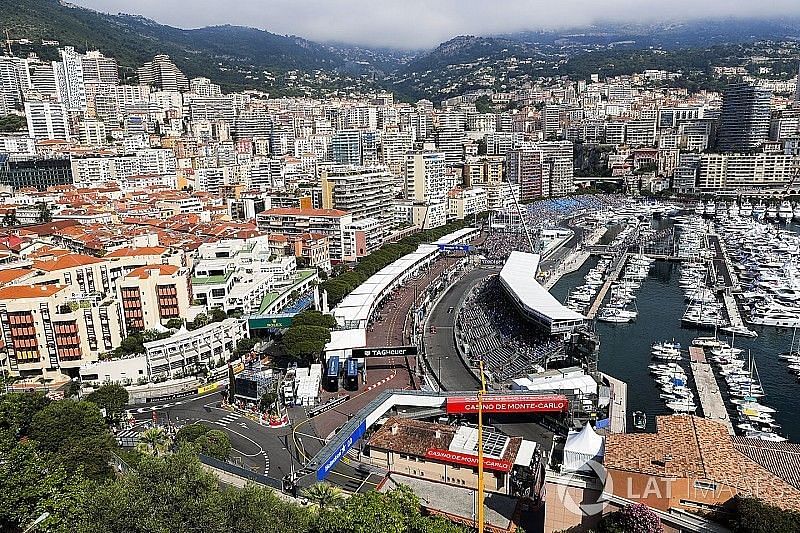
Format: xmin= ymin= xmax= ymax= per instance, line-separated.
xmin=197 ymin=383 xmax=220 ymax=395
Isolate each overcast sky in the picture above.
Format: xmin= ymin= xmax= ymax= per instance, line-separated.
xmin=72 ymin=0 xmax=800 ymax=49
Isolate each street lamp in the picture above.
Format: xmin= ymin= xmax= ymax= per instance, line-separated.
xmin=23 ymin=512 xmax=49 ymax=533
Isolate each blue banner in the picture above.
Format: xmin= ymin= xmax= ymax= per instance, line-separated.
xmin=437 ymin=243 xmax=472 ymax=252
xmin=316 ymin=419 xmax=367 ymax=480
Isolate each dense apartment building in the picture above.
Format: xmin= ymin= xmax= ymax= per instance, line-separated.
xmin=716 ymin=83 xmax=771 ymax=153
xmin=117 ymin=264 xmax=192 ymax=336
xmin=320 ymin=165 xmax=395 ymax=236
xmin=256 ymin=207 xmax=352 ymax=262
xmin=136 ymin=54 xmax=189 ymax=92
xmin=695 ymin=152 xmax=799 ymax=192
xmin=0 ymin=283 xmax=124 ymax=381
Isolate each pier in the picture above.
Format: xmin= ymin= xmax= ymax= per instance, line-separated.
xmin=689 ymin=347 xmax=734 ymax=435
xmin=543 ymin=226 xmax=607 ymax=289
xmin=707 ymin=233 xmax=749 ymax=331
xmin=602 ymin=372 xmax=627 ymax=433
xmin=586 ymin=253 xmax=629 ymax=319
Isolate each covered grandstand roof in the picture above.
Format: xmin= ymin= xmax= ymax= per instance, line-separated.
xmin=499 ymin=251 xmax=585 ymax=327
xmin=333 ymin=227 xmax=480 ymax=328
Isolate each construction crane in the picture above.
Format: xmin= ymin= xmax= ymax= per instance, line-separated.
xmin=476 ymin=358 xmax=487 ymax=533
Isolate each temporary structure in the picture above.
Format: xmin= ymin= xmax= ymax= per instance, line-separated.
xmin=562 ymin=423 xmax=605 ymax=472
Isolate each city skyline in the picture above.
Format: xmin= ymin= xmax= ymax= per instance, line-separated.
xmin=72 ymin=0 xmax=800 ymax=49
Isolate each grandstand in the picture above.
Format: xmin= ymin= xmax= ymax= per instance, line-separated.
xmin=499 ymin=251 xmax=585 ymax=336
xmin=456 ymin=277 xmax=564 ymax=384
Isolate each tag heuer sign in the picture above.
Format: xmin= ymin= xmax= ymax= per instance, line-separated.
xmin=352 ymin=346 xmax=418 ymax=357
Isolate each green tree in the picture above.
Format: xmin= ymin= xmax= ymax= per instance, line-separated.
xmin=259 ymin=391 xmax=278 ymax=413
xmin=175 ymin=422 xmax=212 ymax=444
xmin=318 ymin=485 xmax=465 ymax=533
xmin=36 ymin=202 xmax=52 ymax=223
xmin=190 ymin=312 xmax=209 ymax=330
xmin=302 ymin=482 xmax=344 ymax=510
xmin=0 ymin=115 xmax=26 ymax=132
xmin=1 ymin=211 xmax=18 ymax=227
xmin=218 ymin=484 xmax=314 ymax=532
xmin=84 ymin=448 xmax=225 ymax=532
xmin=0 ymin=439 xmax=93 ymax=533
xmin=0 ymin=391 xmax=51 ymax=437
xmin=165 ymin=318 xmax=184 ymax=329
xmin=282 ymin=325 xmax=331 ymax=363
xmin=291 ymin=310 xmax=337 ymax=328
xmin=195 ymin=429 xmax=231 ymax=460
xmin=85 ymin=383 xmax=129 ymax=421
xmin=233 ymin=337 xmax=259 ymax=359
xmin=137 ymin=427 xmax=171 ymax=457
xmin=209 ymin=308 xmax=227 ymax=323
xmin=175 ymin=422 xmax=231 ymax=459
xmin=729 ymin=496 xmax=800 ymax=533
xmin=29 ymin=400 xmax=115 ymax=481
xmin=113 ymin=333 xmax=146 ymax=356
xmin=474 ymin=94 xmax=492 ymax=114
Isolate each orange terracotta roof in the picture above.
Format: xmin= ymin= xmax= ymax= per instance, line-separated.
xmin=605 ymin=415 xmax=800 ymax=511
xmin=0 ymin=284 xmax=66 ymax=300
xmin=106 ymin=246 xmax=168 ymax=258
xmin=33 ymin=254 xmax=105 ymax=272
xmin=126 ymin=264 xmax=179 ymax=278
xmin=0 ymin=268 xmax=33 ymax=284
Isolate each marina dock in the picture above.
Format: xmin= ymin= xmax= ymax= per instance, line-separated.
xmin=602 ymin=372 xmax=627 ymax=433
xmin=586 ymin=253 xmax=629 ymax=319
xmin=707 ymin=233 xmax=749 ymax=331
xmin=543 ymin=226 xmax=608 ymax=289
xmin=689 ymin=346 xmax=734 ymax=435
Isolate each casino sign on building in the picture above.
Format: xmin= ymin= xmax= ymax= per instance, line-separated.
xmin=363 ymin=417 xmax=541 ymax=497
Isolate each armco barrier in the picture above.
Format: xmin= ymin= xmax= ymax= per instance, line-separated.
xmin=198 ymin=454 xmax=282 ymax=490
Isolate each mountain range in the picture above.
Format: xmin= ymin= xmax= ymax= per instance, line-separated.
xmin=3 ymin=0 xmax=800 ymax=100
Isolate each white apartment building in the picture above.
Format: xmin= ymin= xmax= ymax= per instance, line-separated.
xmin=143 ymin=318 xmax=246 ymax=379
xmin=24 ymin=101 xmax=70 ymax=141
xmin=321 ymin=164 xmax=395 ymax=237
xmin=405 ymin=151 xmax=447 ymax=203
xmin=448 ymin=187 xmax=488 ymax=220
xmin=696 ymin=153 xmax=799 ymax=192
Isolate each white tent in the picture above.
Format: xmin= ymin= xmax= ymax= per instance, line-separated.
xmin=562 ymin=423 xmax=605 ymax=473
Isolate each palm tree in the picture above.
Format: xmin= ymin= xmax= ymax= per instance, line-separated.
xmin=137 ymin=427 xmax=170 ymax=456
xmin=301 ymin=482 xmax=344 ymax=509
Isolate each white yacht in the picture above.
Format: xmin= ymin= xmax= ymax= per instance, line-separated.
xmin=753 ymin=202 xmax=766 ymax=220
xmin=778 ymin=200 xmax=793 ymax=222
xmin=766 ymin=203 xmax=778 ymax=220
xmin=728 ymin=202 xmax=740 ymax=218
xmin=740 ymin=200 xmax=753 ymax=218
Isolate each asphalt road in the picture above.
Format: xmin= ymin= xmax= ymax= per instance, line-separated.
xmin=127 ymin=391 xmax=287 ymax=476
xmin=424 ymin=267 xmax=492 ymax=392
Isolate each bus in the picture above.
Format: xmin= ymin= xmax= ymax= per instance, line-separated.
xmin=324 ymin=356 xmax=340 ymax=392
xmin=344 ymin=358 xmax=359 ymax=391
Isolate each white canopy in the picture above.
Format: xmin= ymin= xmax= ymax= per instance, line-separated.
xmin=563 ymin=423 xmax=605 ymax=473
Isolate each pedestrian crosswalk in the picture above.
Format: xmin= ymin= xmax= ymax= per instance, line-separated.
xmin=215 ymin=413 xmax=239 ymax=427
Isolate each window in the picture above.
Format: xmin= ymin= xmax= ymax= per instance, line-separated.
xmin=693 ymin=480 xmax=718 ymax=491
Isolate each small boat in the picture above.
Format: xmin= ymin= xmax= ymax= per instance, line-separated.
xmin=746 ymin=431 xmax=787 ymax=442
xmin=632 ymin=411 xmax=647 ymax=431
xmin=720 ymin=325 xmax=758 ymax=338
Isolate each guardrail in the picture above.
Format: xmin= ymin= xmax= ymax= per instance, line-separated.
xmin=198 ymin=454 xmax=283 ymax=490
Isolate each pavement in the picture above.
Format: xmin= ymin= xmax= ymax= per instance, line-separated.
xmin=367 ymin=255 xmax=456 ymax=346
xmin=423 ymin=267 xmax=492 ymax=392
xmin=126 ymin=390 xmax=286 ymax=476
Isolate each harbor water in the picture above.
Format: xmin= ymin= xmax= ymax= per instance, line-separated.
xmin=551 ymin=246 xmax=800 ymax=440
